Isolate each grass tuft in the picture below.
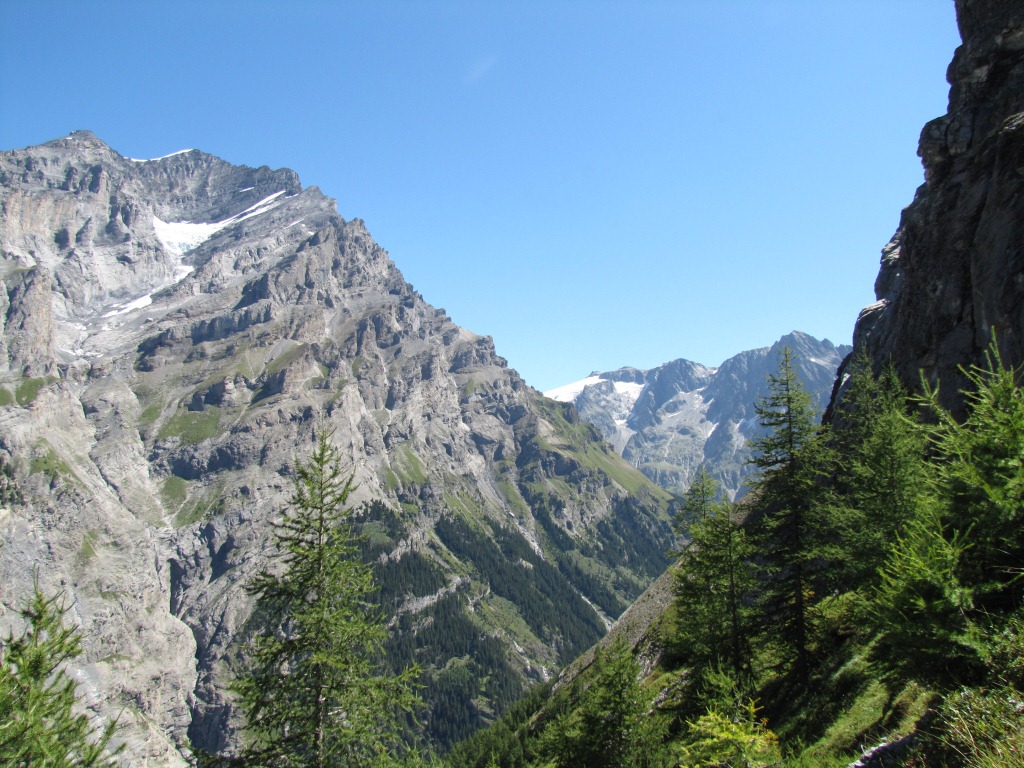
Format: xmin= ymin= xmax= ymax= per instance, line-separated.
xmin=158 ymin=410 xmax=221 ymax=444
xmin=16 ymin=377 xmax=56 ymax=406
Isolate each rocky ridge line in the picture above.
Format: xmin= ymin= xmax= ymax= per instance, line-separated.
xmin=548 ymin=331 xmax=849 ymax=498
xmin=0 ymin=132 xmax=675 ymax=762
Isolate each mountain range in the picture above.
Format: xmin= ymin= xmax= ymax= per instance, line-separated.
xmin=0 ymin=133 xmax=675 ymax=761
xmin=545 ymin=331 xmax=849 ymax=499
xmin=4 ymin=0 xmax=1021 ymax=762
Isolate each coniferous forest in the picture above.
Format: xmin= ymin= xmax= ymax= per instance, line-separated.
xmin=445 ymin=340 xmax=1024 ymax=768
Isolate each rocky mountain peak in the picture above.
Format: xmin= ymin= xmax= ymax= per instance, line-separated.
xmin=954 ymin=0 xmax=1024 ymax=54
xmin=548 ymin=333 xmax=848 ymax=499
xmin=0 ymin=132 xmax=676 ymax=762
xmin=600 ymin=367 xmax=647 ymax=385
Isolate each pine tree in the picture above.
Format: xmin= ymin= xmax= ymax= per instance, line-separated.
xmin=870 ymin=496 xmax=973 ymax=684
xmin=232 ymin=429 xmax=421 ymax=768
xmin=830 ymin=350 xmax=884 ymax=457
xmin=673 ymin=472 xmax=755 ymax=675
xmin=748 ymin=347 xmax=830 ymax=689
xmin=673 ymin=465 xmax=718 ymax=535
xmin=542 ymin=640 xmax=664 ymax=768
xmin=868 ymin=336 xmax=1024 ymax=684
xmin=924 ymin=339 xmax=1024 ymax=612
xmin=0 ymin=582 xmax=120 ymax=767
xmin=830 ymin=357 xmax=931 ymax=592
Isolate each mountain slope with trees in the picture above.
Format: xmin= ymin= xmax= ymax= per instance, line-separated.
xmin=0 ymin=133 xmax=675 ymax=762
xmin=448 ymin=339 xmax=1024 ymax=768
xmin=448 ymin=1 xmax=1024 ymax=765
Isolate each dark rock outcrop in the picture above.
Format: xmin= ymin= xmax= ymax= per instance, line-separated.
xmin=848 ymin=0 xmax=1024 ymax=412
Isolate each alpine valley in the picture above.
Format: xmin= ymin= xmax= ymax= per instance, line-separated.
xmin=447 ymin=2 xmax=1024 ymax=767
xmin=0 ymin=134 xmax=679 ymax=762
xmin=5 ymin=0 xmax=1024 ymax=764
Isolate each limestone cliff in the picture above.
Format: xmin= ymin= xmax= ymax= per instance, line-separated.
xmin=0 ymin=133 xmax=674 ymax=762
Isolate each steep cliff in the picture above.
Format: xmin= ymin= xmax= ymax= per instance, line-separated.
xmin=0 ymin=133 xmax=674 ymax=762
xmin=849 ymin=0 xmax=1024 ymax=410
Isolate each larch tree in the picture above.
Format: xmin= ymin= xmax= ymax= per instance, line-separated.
xmin=672 ymin=472 xmax=755 ymax=676
xmin=0 ymin=582 xmax=120 ymax=768
xmin=542 ymin=640 xmax=664 ymax=768
xmin=871 ymin=337 xmax=1024 ymax=684
xmin=925 ymin=340 xmax=1024 ymax=612
xmin=748 ymin=347 xmax=830 ymax=689
xmin=830 ymin=356 xmax=931 ymax=593
xmin=673 ymin=465 xmax=718 ymax=535
xmin=232 ymin=429 xmax=420 ymax=768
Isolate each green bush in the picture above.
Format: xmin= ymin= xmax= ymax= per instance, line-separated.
xmin=678 ymin=699 xmax=780 ymax=768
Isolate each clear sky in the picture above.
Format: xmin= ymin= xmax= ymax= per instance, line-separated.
xmin=0 ymin=1 xmax=960 ymax=391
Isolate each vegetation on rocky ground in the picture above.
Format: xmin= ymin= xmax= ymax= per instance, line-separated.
xmin=0 ymin=581 xmax=121 ymax=767
xmin=444 ymin=339 xmax=1024 ymax=768
xmin=225 ymin=429 xmax=423 ymax=768
xmin=10 ymin=340 xmax=1023 ymax=766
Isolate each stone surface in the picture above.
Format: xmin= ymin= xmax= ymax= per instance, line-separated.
xmin=0 ymin=132 xmax=674 ymax=763
xmin=845 ymin=0 xmax=1024 ymax=412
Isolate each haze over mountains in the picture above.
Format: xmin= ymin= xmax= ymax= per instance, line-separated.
xmin=546 ymin=332 xmax=849 ymax=498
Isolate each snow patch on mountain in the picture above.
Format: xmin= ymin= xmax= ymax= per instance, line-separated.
xmin=612 ymin=381 xmax=645 ymax=402
xmin=102 ymin=293 xmax=155 ymax=318
xmin=152 ymin=190 xmax=289 ymax=258
xmin=545 ymin=376 xmax=602 ymax=402
xmin=545 ymin=376 xmax=644 ymax=405
xmin=129 ymin=149 xmax=195 ymax=162
xmin=100 ymin=264 xmax=194 ymax=319
xmin=98 ymin=191 xmax=290 ymax=324
xmin=152 ymin=217 xmax=229 ymax=257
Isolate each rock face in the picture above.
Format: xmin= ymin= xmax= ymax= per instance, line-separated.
xmin=547 ymin=332 xmax=848 ymax=499
xmin=848 ymin=0 xmax=1024 ymax=411
xmin=0 ymin=132 xmax=675 ymax=762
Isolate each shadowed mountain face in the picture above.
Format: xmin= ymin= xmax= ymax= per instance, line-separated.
xmin=845 ymin=0 xmax=1024 ymax=413
xmin=0 ymin=132 xmax=674 ymax=761
xmin=547 ymin=332 xmax=848 ymax=499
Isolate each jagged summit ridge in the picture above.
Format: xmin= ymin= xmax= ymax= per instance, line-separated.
xmin=0 ymin=132 xmax=675 ymax=762
xmin=4 ymin=133 xmax=316 ymax=307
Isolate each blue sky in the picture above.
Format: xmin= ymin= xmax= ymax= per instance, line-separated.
xmin=0 ymin=1 xmax=960 ymax=391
